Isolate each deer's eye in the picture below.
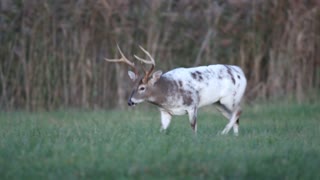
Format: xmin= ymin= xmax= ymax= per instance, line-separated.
xmin=139 ymin=86 xmax=145 ymax=91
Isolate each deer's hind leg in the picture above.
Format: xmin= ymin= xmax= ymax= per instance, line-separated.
xmin=215 ymin=98 xmax=241 ymax=135
xmin=215 ymin=102 xmax=232 ymax=119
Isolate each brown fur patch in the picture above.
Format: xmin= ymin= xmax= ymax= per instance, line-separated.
xmin=232 ymin=92 xmax=237 ymax=108
xmin=196 ymin=90 xmax=200 ymax=101
xmin=182 ymin=91 xmax=193 ymax=106
xmin=191 ymin=72 xmax=197 ymax=79
xmin=236 ymin=110 xmax=242 ymax=125
xmin=195 ymin=71 xmax=202 ymax=76
xmin=191 ymin=71 xmax=204 ymax=82
xmin=225 ymin=65 xmax=235 ymax=85
xmin=150 ymin=77 xmax=178 ymax=105
xmin=236 ymin=110 xmax=242 ymax=117
xmin=190 ymin=118 xmax=197 ymax=130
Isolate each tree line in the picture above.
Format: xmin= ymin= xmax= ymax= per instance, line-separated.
xmin=0 ymin=0 xmax=319 ymax=110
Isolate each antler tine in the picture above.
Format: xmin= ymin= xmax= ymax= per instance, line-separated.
xmin=105 ymin=44 xmax=138 ymax=74
xmin=134 ymin=45 xmax=156 ymax=83
xmin=134 ymin=45 xmax=155 ymax=65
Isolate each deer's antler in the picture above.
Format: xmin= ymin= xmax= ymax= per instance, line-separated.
xmin=105 ymin=44 xmax=138 ymax=75
xmin=134 ymin=46 xmax=155 ymax=83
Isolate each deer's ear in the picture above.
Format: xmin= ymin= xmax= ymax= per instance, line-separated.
xmin=128 ymin=71 xmax=137 ymax=81
xmin=149 ymin=70 xmax=162 ymax=85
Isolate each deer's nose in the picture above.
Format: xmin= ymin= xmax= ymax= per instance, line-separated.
xmin=128 ymin=99 xmax=135 ymax=106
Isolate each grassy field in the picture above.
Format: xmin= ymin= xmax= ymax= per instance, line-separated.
xmin=0 ymin=103 xmax=320 ymax=180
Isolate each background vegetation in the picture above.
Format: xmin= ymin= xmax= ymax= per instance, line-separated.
xmin=1 ymin=2 xmax=319 ymax=179
xmin=0 ymin=103 xmax=320 ymax=179
xmin=1 ymin=0 xmax=320 ymax=110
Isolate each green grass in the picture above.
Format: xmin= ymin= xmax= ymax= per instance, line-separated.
xmin=0 ymin=103 xmax=320 ymax=180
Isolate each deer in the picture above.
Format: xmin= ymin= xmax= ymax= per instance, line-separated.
xmin=105 ymin=45 xmax=247 ymax=135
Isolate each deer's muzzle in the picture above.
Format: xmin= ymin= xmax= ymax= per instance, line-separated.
xmin=128 ymin=90 xmax=136 ymax=106
xmin=128 ymin=99 xmax=136 ymax=106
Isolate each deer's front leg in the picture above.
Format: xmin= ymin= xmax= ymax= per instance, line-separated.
xmin=160 ymin=110 xmax=172 ymax=133
xmin=187 ymin=107 xmax=198 ymax=133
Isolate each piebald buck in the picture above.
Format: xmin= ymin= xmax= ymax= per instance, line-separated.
xmin=106 ymin=45 xmax=247 ymax=135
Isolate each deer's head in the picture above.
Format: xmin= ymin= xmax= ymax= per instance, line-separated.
xmin=105 ymin=45 xmax=162 ymax=106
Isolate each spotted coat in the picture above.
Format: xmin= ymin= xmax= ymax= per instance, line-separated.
xmin=128 ymin=64 xmax=247 ymax=135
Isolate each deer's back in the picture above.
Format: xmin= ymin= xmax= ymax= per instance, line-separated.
xmin=159 ymin=64 xmax=246 ymax=108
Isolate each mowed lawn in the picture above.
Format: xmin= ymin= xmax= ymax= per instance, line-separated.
xmin=0 ymin=103 xmax=319 ymax=179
